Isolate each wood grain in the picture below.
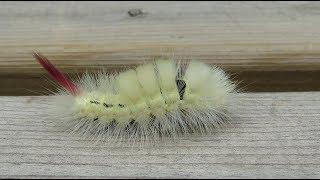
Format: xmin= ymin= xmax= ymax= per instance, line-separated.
xmin=1 ymin=1 xmax=320 ymax=94
xmin=0 ymin=92 xmax=320 ymax=178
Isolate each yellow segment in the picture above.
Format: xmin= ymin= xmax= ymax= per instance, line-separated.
xmin=116 ymin=69 xmax=144 ymax=103
xmin=155 ymin=60 xmax=180 ymax=110
xmin=155 ymin=60 xmax=177 ymax=93
xmin=136 ymin=63 xmax=160 ymax=96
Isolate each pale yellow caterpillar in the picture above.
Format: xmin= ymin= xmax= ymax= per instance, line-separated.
xmin=34 ymin=53 xmax=237 ymax=143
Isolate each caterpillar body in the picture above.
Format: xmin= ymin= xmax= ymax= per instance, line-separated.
xmin=34 ymin=53 xmax=237 ymax=143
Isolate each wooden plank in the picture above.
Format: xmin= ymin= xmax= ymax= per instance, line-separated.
xmin=0 ymin=92 xmax=320 ymax=178
xmin=1 ymin=1 xmax=320 ymax=94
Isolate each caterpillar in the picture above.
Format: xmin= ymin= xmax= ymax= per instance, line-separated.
xmin=33 ymin=52 xmax=237 ymax=143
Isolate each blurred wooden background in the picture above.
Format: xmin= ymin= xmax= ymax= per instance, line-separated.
xmin=1 ymin=1 xmax=320 ymax=95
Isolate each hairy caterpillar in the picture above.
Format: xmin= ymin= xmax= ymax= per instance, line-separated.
xmin=34 ymin=52 xmax=237 ymax=143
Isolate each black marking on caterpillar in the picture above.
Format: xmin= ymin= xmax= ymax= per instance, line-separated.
xmin=103 ymin=103 xmax=114 ymax=108
xmin=129 ymin=119 xmax=135 ymax=125
xmin=90 ymin=100 xmax=100 ymax=104
xmin=176 ymin=79 xmax=186 ymax=100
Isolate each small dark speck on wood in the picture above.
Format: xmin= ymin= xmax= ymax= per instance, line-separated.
xmin=128 ymin=8 xmax=145 ymax=17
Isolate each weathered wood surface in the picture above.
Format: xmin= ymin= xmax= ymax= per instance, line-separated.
xmin=1 ymin=1 xmax=320 ymax=95
xmin=0 ymin=92 xmax=319 ymax=178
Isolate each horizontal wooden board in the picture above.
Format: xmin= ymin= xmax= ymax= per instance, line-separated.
xmin=0 ymin=92 xmax=320 ymax=178
xmin=0 ymin=2 xmax=320 ymax=94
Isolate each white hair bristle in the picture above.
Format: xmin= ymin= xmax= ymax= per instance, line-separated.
xmin=36 ymin=54 xmax=238 ymax=145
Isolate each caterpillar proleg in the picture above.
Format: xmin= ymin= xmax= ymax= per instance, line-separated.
xmin=34 ymin=52 xmax=237 ymax=143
